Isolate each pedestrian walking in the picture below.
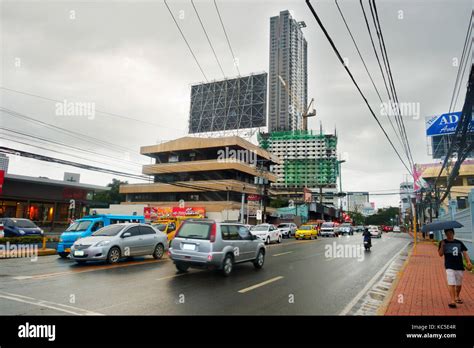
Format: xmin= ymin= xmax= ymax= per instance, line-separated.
xmin=438 ymin=228 xmax=473 ymax=308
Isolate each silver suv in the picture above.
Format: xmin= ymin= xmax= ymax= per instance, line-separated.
xmin=169 ymin=219 xmax=266 ymax=276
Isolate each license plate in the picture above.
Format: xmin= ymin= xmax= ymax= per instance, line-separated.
xmin=65 ymin=248 xmax=71 ymax=253
xmin=74 ymin=250 xmax=84 ymax=256
xmin=182 ymin=244 xmax=196 ymax=251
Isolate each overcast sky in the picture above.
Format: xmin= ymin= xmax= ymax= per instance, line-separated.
xmin=0 ymin=0 xmax=472 ymax=208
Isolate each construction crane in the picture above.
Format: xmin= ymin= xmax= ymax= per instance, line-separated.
xmin=278 ymin=75 xmax=316 ymax=131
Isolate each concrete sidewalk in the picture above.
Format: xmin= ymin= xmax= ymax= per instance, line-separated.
xmin=385 ymin=242 xmax=474 ymax=315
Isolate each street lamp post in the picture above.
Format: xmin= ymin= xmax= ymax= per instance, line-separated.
xmin=337 ymin=160 xmax=346 ymax=211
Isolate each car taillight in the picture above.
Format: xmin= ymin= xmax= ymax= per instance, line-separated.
xmin=209 ymin=223 xmax=216 ymax=243
xmin=207 ymin=253 xmax=213 ymax=261
xmin=0 ymin=224 xmax=3 ymax=231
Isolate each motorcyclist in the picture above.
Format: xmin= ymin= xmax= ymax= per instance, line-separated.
xmin=363 ymin=228 xmax=372 ymax=249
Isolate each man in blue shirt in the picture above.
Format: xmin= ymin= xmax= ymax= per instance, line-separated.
xmin=438 ymin=229 xmax=472 ymax=308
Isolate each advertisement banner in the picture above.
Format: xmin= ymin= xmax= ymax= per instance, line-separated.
xmin=171 ymin=207 xmax=205 ymax=217
xmin=144 ymin=207 xmax=173 ymax=220
xmin=425 ymin=112 xmax=472 ymax=137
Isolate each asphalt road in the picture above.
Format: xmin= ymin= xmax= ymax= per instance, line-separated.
xmin=0 ymin=232 xmax=410 ymax=315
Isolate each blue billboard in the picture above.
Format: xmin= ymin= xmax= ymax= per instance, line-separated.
xmin=426 ymin=111 xmax=473 ymax=137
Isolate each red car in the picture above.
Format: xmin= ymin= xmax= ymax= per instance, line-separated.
xmin=382 ymin=225 xmax=393 ymax=232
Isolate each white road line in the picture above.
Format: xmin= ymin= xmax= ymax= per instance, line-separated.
xmin=12 ymin=276 xmax=33 ymax=280
xmin=238 ymin=276 xmax=284 ymax=293
xmin=272 ymin=251 xmax=293 ymax=257
xmin=0 ymin=291 xmax=103 ymax=316
xmin=339 ymin=242 xmax=409 ymax=315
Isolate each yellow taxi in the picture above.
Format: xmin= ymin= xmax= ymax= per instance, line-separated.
xmin=294 ymin=224 xmax=318 ymax=240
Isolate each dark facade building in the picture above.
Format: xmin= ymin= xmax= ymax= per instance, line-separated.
xmin=0 ymin=173 xmax=109 ymax=230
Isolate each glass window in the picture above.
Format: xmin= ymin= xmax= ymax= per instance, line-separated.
xmin=221 ymin=225 xmax=240 ymax=240
xmin=139 ymin=226 xmax=156 ymax=235
xmin=124 ymin=226 xmax=141 ymax=237
xmin=93 ymin=224 xmax=125 ymax=236
xmin=238 ymin=226 xmax=251 ymax=239
xmin=66 ymin=220 xmax=92 ymax=232
xmin=11 ymin=219 xmax=37 ymax=228
xmin=175 ymin=222 xmax=211 ymax=240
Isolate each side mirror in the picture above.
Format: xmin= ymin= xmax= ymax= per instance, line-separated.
xmin=122 ymin=232 xmax=131 ymax=238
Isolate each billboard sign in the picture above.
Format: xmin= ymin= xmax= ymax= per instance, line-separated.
xmin=189 ymin=73 xmax=267 ymax=133
xmin=426 ymin=112 xmax=473 ymax=137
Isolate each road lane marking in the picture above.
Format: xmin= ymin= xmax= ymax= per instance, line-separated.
xmin=156 ymin=270 xmax=202 ymax=281
xmin=272 ymin=251 xmax=293 ymax=257
xmin=339 ymin=242 xmax=409 ymax=315
xmin=13 ymin=258 xmax=169 ymax=281
xmin=238 ymin=276 xmax=284 ymax=293
xmin=266 ymin=240 xmax=318 ymax=248
xmin=0 ymin=291 xmax=103 ymax=316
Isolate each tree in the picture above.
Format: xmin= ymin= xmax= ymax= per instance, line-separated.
xmin=93 ymin=179 xmax=128 ymax=205
xmin=348 ymin=211 xmax=365 ymax=225
xmin=365 ymin=207 xmax=399 ymax=226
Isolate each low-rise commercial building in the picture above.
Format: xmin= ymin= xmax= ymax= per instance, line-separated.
xmin=120 ymin=136 xmax=280 ymax=222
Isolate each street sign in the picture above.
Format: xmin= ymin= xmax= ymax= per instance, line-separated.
xmin=256 ymin=210 xmax=262 ymax=220
xmin=425 ymin=112 xmax=472 ymax=137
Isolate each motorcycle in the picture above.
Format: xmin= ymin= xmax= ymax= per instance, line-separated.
xmin=363 ymin=235 xmax=372 ymax=251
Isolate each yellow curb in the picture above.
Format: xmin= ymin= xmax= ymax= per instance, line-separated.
xmin=38 ymin=249 xmax=57 ymax=256
xmin=377 ymin=244 xmax=414 ymax=315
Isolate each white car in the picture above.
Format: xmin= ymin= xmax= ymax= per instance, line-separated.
xmin=368 ymin=225 xmax=382 ymax=238
xmin=277 ymin=223 xmax=297 ymax=238
xmin=393 ymin=226 xmax=401 ymax=232
xmin=0 ymin=223 xmax=4 ymax=238
xmin=250 ymin=224 xmax=282 ymax=244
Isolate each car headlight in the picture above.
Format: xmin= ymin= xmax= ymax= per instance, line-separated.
xmin=95 ymin=240 xmax=110 ymax=247
xmin=19 ymin=230 xmax=25 ymax=235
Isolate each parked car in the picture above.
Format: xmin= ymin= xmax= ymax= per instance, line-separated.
xmin=382 ymin=225 xmax=393 ymax=232
xmin=277 ymin=223 xmax=297 ymax=238
xmin=0 ymin=218 xmax=43 ymax=237
xmin=250 ymin=224 xmax=282 ymax=244
xmin=169 ymin=219 xmax=266 ymax=276
xmin=354 ymin=225 xmax=365 ymax=233
xmin=393 ymin=225 xmax=401 ymax=232
xmin=70 ymin=223 xmax=168 ymax=264
xmin=338 ymin=223 xmax=354 ymax=236
xmin=57 ymin=214 xmax=145 ymax=259
xmin=295 ymin=225 xmax=318 ymax=240
xmin=320 ymin=222 xmax=338 ymax=237
xmin=367 ymin=225 xmax=382 ymax=238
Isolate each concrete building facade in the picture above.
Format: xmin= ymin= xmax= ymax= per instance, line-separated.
xmin=269 ymin=10 xmax=307 ymax=132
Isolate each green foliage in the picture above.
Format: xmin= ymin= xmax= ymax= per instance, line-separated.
xmin=0 ymin=236 xmax=43 ymax=245
xmin=365 ymin=207 xmax=399 ymax=226
xmin=347 ymin=211 xmax=365 ymax=225
xmin=269 ymin=198 xmax=289 ymax=209
xmin=93 ymin=179 xmax=128 ymax=205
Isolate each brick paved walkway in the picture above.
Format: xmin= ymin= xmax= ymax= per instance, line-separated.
xmin=385 ymin=242 xmax=474 ymax=315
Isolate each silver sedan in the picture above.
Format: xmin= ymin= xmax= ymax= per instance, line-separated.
xmin=70 ymin=223 xmax=168 ymax=264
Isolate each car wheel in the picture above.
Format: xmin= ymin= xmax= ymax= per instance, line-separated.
xmin=106 ymin=247 xmax=121 ymax=264
xmin=253 ymin=249 xmax=265 ymax=269
xmin=222 ymin=254 xmax=233 ymax=276
xmin=175 ymin=262 xmax=189 ymax=273
xmin=153 ymin=243 xmax=164 ymax=259
xmin=277 ymin=235 xmax=282 ymax=243
xmin=58 ymin=252 xmax=69 ymax=259
xmin=266 ymin=237 xmax=270 ymax=245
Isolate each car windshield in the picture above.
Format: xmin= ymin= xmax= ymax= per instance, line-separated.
xmin=300 ymin=225 xmax=312 ymax=230
xmin=176 ymin=222 xmax=211 ymax=239
xmin=277 ymin=224 xmax=289 ymax=228
xmin=321 ymin=223 xmax=333 ymax=228
xmin=93 ymin=224 xmax=125 ymax=236
xmin=252 ymin=225 xmax=269 ymax=231
xmin=11 ymin=219 xmax=37 ymax=228
xmin=66 ymin=220 xmax=92 ymax=232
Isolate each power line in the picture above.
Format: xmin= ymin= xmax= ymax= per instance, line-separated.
xmin=0 ymin=86 xmax=183 ymax=131
xmin=191 ymin=0 xmax=226 ymax=78
xmin=334 ymin=0 xmax=405 ymax=154
xmin=305 ymin=0 xmax=413 ymax=175
xmin=213 ymin=0 xmax=241 ymax=76
xmin=164 ymin=0 xmax=209 ymax=82
xmin=371 ymin=0 xmax=415 ymax=170
xmin=1 ymin=107 xmax=140 ymax=156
